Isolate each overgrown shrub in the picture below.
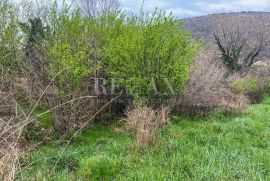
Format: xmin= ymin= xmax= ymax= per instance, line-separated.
xmin=41 ymin=4 xmax=102 ymax=134
xmin=221 ymin=55 xmax=270 ymax=104
xmin=179 ymin=49 xmax=254 ymax=115
xmin=103 ymin=10 xmax=201 ymax=106
xmin=248 ymin=64 xmax=270 ymax=95
xmin=181 ymin=50 xmax=226 ymax=110
xmin=228 ymin=73 xmax=269 ymax=103
xmin=229 ymin=77 xmax=258 ymax=94
xmin=125 ymin=105 xmax=169 ymax=147
xmin=39 ymin=6 xmax=201 ymax=133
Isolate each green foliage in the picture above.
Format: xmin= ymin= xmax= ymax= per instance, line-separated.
xmin=229 ymin=76 xmax=270 ymax=103
xmin=229 ymin=77 xmax=258 ymax=93
xmin=103 ymin=11 xmax=201 ymax=105
xmin=45 ymin=4 xmax=97 ymax=91
xmin=0 ymin=0 xmax=21 ymax=88
xmin=42 ymin=6 xmax=200 ymax=105
xmin=20 ymin=18 xmax=45 ymax=45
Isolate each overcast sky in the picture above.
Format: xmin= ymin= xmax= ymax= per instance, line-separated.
xmin=121 ymin=0 xmax=270 ymax=18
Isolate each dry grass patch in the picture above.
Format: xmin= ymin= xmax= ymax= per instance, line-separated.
xmin=125 ymin=105 xmax=169 ymax=147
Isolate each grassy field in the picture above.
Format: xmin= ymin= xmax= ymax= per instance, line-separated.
xmin=18 ymin=97 xmax=270 ymax=180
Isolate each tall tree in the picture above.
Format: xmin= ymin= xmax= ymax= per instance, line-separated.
xmin=211 ymin=18 xmax=264 ymax=73
xmin=75 ymin=0 xmax=120 ymax=17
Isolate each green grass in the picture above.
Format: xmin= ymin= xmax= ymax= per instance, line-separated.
xmin=17 ymin=100 xmax=54 ymax=141
xmin=17 ymin=100 xmax=54 ymax=128
xmin=18 ymin=97 xmax=270 ymax=180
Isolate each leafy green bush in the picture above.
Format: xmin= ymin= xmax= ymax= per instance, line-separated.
xmin=229 ymin=77 xmax=258 ymax=94
xmin=33 ymin=4 xmax=201 ymax=133
xmin=103 ymin=10 xmax=201 ymax=105
xmin=44 ymin=6 xmax=201 ymax=103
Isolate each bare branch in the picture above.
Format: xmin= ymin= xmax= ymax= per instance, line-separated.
xmin=74 ymin=0 xmax=120 ymax=18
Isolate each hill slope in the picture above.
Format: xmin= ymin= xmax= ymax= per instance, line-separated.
xmin=184 ymin=12 xmax=270 ymax=59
